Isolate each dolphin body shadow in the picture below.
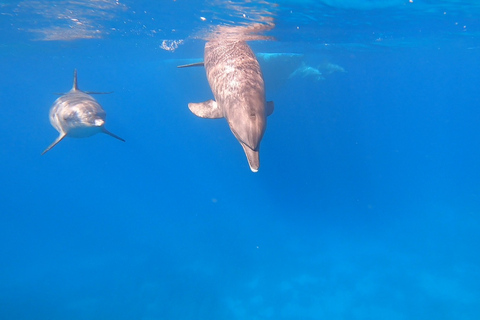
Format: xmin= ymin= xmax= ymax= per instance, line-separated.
xmin=179 ymin=40 xmax=274 ymax=172
xmin=42 ymin=70 xmax=124 ymax=155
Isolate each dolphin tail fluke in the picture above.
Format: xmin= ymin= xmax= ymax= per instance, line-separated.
xmin=177 ymin=62 xmax=205 ymax=68
xmin=241 ymin=143 xmax=260 ymax=172
xmin=188 ymin=100 xmax=224 ymax=119
xmin=266 ymin=101 xmax=274 ymax=116
xmin=84 ymin=91 xmax=114 ymax=95
xmin=102 ymin=127 xmax=125 ymax=142
xmin=42 ymin=133 xmax=67 ymax=155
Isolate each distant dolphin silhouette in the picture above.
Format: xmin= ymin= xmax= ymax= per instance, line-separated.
xmin=42 ymin=69 xmax=124 ymax=155
xmin=179 ymin=40 xmax=274 ymax=172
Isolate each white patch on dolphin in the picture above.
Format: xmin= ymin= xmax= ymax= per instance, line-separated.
xmin=179 ymin=40 xmax=274 ymax=172
xmin=289 ymin=62 xmax=326 ymax=81
xmin=42 ymin=69 xmax=125 ymax=155
xmin=289 ymin=62 xmax=346 ymax=81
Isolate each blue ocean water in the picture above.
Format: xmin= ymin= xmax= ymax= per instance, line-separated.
xmin=1 ymin=0 xmax=480 ymax=319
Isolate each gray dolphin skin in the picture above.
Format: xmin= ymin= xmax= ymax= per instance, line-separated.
xmin=179 ymin=40 xmax=274 ymax=172
xmin=42 ymin=69 xmax=125 ymax=155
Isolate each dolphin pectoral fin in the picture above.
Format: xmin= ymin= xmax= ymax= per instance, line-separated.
xmin=41 ymin=133 xmax=67 ymax=155
xmin=177 ymin=62 xmax=205 ymax=68
xmin=188 ymin=100 xmax=224 ymax=119
xmin=241 ymin=143 xmax=260 ymax=172
xmin=266 ymin=101 xmax=274 ymax=116
xmin=101 ymin=127 xmax=125 ymax=142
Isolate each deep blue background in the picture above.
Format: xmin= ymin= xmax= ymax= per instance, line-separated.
xmin=1 ymin=1 xmax=479 ymax=319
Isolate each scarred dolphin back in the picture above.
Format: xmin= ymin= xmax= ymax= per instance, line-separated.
xmin=204 ymin=40 xmax=267 ymax=150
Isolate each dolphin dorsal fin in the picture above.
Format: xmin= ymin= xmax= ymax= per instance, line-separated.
xmin=72 ymin=69 xmax=78 ymax=91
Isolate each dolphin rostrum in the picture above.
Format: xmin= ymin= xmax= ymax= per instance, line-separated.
xmin=42 ymin=69 xmax=125 ymax=155
xmin=178 ymin=40 xmax=274 ymax=172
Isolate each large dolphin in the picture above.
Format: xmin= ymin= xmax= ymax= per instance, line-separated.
xmin=179 ymin=40 xmax=274 ymax=172
xmin=42 ymin=69 xmax=125 ymax=155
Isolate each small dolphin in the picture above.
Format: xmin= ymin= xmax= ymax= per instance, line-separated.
xmin=42 ymin=69 xmax=124 ymax=155
xmin=179 ymin=40 xmax=274 ymax=172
